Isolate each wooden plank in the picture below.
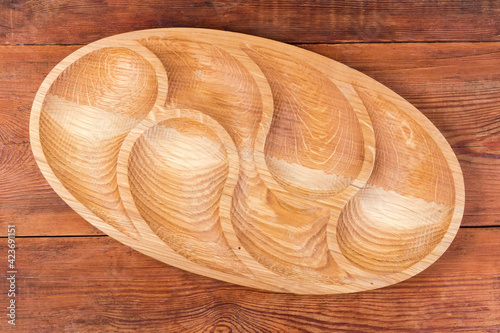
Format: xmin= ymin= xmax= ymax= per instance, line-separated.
xmin=0 ymin=1 xmax=499 ymax=45
xmin=1 ymin=43 xmax=498 ymax=234
xmin=3 ymin=43 xmax=498 ymax=148
xmin=0 ymin=228 xmax=499 ymax=332
xmin=456 ymin=147 xmax=500 ymax=221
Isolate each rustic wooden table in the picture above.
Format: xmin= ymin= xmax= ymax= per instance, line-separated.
xmin=1 ymin=1 xmax=499 ymax=332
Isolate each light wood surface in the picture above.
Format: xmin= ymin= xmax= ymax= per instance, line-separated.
xmin=1 ymin=43 xmax=497 ymax=234
xmin=30 ymin=28 xmax=464 ymax=294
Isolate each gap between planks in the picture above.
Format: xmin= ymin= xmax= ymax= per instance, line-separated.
xmin=1 ymin=225 xmax=498 ymax=239
xmin=3 ymin=40 xmax=500 ymax=47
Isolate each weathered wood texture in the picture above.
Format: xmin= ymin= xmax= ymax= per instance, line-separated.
xmin=0 ymin=0 xmax=499 ymax=326
xmin=1 ymin=0 xmax=500 ymax=45
xmin=1 ymin=43 xmax=498 ymax=239
xmin=0 ymin=228 xmax=499 ymax=332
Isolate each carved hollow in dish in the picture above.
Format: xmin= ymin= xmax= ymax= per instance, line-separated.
xmin=128 ymin=118 xmax=251 ymax=276
xmin=245 ymin=46 xmax=365 ymax=199
xmin=336 ymin=89 xmax=455 ymax=273
xmin=30 ymin=28 xmax=465 ymax=294
xmin=38 ymin=47 xmax=158 ymax=238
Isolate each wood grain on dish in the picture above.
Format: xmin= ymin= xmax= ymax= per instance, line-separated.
xmin=30 ymin=28 xmax=464 ymax=294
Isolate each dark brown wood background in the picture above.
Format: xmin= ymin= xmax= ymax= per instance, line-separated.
xmin=1 ymin=1 xmax=499 ymax=332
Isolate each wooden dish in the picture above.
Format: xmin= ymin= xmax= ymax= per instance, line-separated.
xmin=30 ymin=28 xmax=465 ymax=294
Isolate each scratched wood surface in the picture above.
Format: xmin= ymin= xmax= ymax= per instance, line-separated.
xmin=0 ymin=0 xmax=499 ymax=44
xmin=0 ymin=0 xmax=499 ymax=331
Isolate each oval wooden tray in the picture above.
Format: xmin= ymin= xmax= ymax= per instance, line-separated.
xmin=30 ymin=28 xmax=464 ymax=294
